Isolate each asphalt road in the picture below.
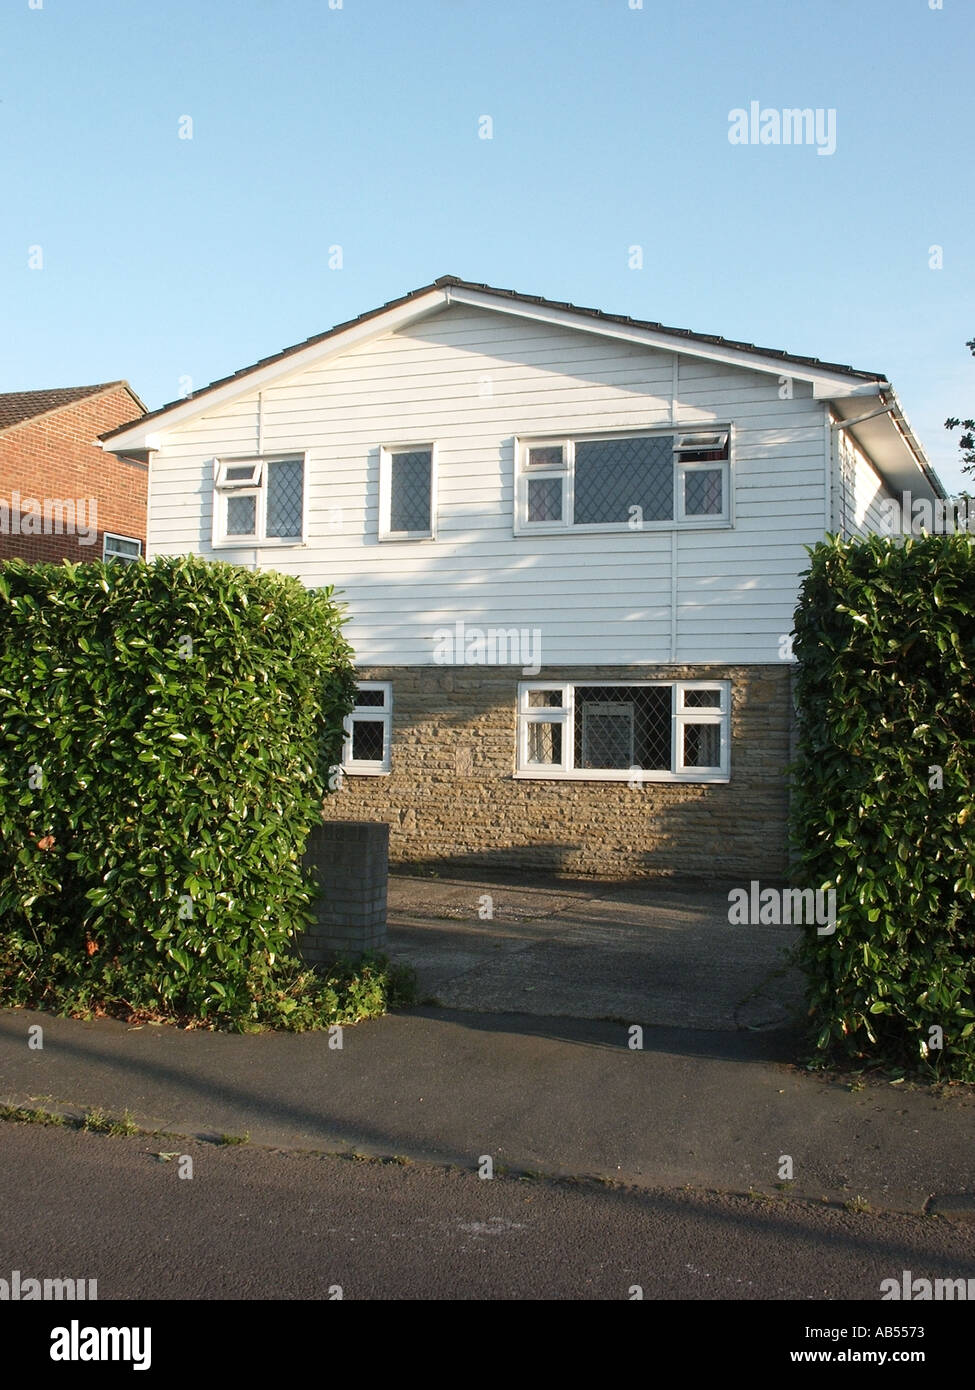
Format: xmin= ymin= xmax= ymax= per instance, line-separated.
xmin=2 ymin=1122 xmax=974 ymax=1302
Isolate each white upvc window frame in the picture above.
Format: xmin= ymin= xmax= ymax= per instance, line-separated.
xmin=342 ymin=682 xmax=393 ymax=775
xmin=519 ymin=681 xmax=572 ymax=773
xmin=379 ymin=442 xmax=437 ymax=541
xmin=211 ymin=452 xmax=308 ymax=548
xmin=514 ymin=427 xmax=732 ymax=535
xmin=515 ymin=679 xmax=730 ymax=783
xmin=675 ymin=430 xmax=731 ymax=524
xmin=675 ymin=681 xmax=729 ymax=777
xmin=102 ymin=533 xmax=142 ymax=564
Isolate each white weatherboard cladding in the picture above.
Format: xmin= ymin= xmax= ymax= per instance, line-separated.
xmin=147 ymin=305 xmax=830 ymax=665
xmin=835 ymin=429 xmax=896 ymax=539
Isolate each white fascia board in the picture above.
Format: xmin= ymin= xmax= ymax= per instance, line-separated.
xmin=445 ymin=285 xmax=883 ymax=396
xmin=104 ymin=287 xmax=450 ymax=452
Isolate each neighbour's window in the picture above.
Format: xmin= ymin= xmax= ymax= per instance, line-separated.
xmin=379 ymin=445 xmax=436 ymax=539
xmin=516 ymin=430 xmax=730 ymax=532
xmin=103 ymin=534 xmax=142 ymax=564
xmin=342 ymin=683 xmax=393 ymax=774
xmin=213 ymin=455 xmax=305 ymax=545
xmin=516 ymin=680 xmax=729 ymax=781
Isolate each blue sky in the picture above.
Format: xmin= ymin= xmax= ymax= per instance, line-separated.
xmin=2 ymin=0 xmax=973 ymax=489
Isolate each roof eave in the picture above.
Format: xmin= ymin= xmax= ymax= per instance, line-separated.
xmin=830 ymin=387 xmax=948 ymax=501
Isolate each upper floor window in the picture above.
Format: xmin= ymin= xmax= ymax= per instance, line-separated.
xmin=103 ymin=533 xmax=142 ymax=565
xmin=379 ymin=444 xmax=436 ymax=540
xmin=212 ymin=455 xmax=306 ymax=546
xmin=515 ymin=429 xmax=730 ymax=534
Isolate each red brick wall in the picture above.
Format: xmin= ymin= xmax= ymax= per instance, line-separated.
xmin=0 ymin=386 xmax=146 ymax=563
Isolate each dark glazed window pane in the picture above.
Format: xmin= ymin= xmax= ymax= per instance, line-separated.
xmin=527 ymin=689 xmax=563 ymax=708
xmin=684 ymin=468 xmax=723 ymax=516
xmin=527 ymin=722 xmax=562 ymax=765
xmin=352 ymin=719 xmax=385 ymax=762
xmin=574 ymin=685 xmax=672 ymax=770
xmin=355 ymin=689 xmax=387 ymax=708
xmin=527 ymin=477 xmax=563 ymax=522
xmin=574 ymin=435 xmax=674 ymax=524
xmin=528 ymin=445 xmax=565 ymax=468
xmin=683 ymin=723 xmax=721 ymax=767
xmin=106 ymin=537 xmax=141 ymax=558
xmin=266 ymin=459 xmax=304 ymax=537
xmin=226 ymin=495 xmax=257 ymax=535
xmin=683 ymin=688 xmax=721 ymax=708
xmin=390 ymin=450 xmax=432 ymax=532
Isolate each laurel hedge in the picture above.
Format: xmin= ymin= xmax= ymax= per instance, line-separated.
xmin=0 ymin=555 xmax=408 ymax=1030
xmin=791 ymin=533 xmax=975 ymax=1080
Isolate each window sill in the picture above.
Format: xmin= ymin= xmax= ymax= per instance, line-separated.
xmin=513 ymin=520 xmax=731 ymax=537
xmin=513 ymin=770 xmax=729 ymax=784
xmin=341 ymin=766 xmax=391 ymax=777
xmin=211 ymin=539 xmax=307 ymax=549
xmin=377 ymin=534 xmax=436 ymax=544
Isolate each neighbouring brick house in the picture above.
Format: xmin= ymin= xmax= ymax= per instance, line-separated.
xmin=0 ymin=382 xmax=147 ymax=565
xmin=101 ymin=277 xmax=948 ymax=878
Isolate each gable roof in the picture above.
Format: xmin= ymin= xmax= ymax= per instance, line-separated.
xmin=0 ymin=381 xmax=146 ymax=435
xmin=99 ymin=276 xmax=944 ymax=500
xmin=102 ymin=275 xmax=886 ymax=444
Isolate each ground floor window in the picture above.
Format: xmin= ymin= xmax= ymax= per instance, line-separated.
xmin=516 ymin=680 xmax=729 ymax=782
xmin=103 ymin=533 xmax=142 ymax=564
xmin=342 ymin=682 xmax=392 ymax=774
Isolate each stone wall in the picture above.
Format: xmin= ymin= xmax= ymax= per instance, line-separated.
xmin=327 ymin=665 xmax=793 ymax=879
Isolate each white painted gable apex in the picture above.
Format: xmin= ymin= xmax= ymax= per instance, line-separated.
xmin=100 ymin=275 xmax=917 ymax=462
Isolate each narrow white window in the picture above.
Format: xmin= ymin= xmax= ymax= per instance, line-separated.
xmin=343 ymin=683 xmax=393 ymax=774
xmin=379 ymin=445 xmax=436 ymax=540
xmin=675 ymin=431 xmax=730 ymax=523
xmin=519 ymin=684 xmax=570 ymax=772
xmin=522 ymin=442 xmax=568 ymax=527
xmin=675 ymin=682 xmax=729 ymax=776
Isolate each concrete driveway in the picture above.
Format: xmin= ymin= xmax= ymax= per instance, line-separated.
xmin=386 ymin=872 xmax=804 ymax=1032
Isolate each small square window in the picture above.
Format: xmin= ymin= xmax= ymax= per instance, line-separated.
xmin=103 ymin=534 xmax=142 ymax=564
